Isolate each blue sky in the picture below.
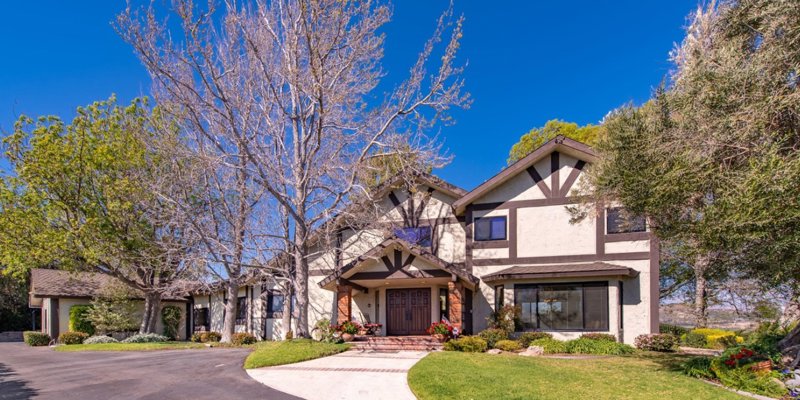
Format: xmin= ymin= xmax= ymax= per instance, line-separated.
xmin=0 ymin=1 xmax=696 ymax=189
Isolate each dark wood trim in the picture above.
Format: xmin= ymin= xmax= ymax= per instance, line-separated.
xmin=472 ymin=240 xmax=509 ymax=249
xmin=51 ymin=298 xmax=59 ymax=337
xmin=604 ymin=231 xmax=650 ymax=242
xmin=388 ymin=191 xmax=410 ymax=225
xmin=309 ymin=269 xmax=329 ymax=276
xmin=649 ymin=234 xmax=660 ymax=333
xmin=483 ymin=269 xmax=636 ymax=283
xmin=509 ymin=207 xmax=518 ymax=259
xmin=559 ymin=160 xmax=586 ymax=197
xmin=526 ymin=165 xmax=551 ymax=198
xmin=465 ymin=205 xmax=474 ymax=273
xmin=471 ymin=196 xmax=581 ymax=211
xmin=471 ymin=252 xmax=651 ymax=267
xmin=550 ymin=151 xmax=560 ymax=196
xmin=350 ymin=268 xmax=450 ymax=280
xmin=337 ymin=278 xmax=368 ymax=294
xmin=596 ymin=203 xmax=605 ymax=256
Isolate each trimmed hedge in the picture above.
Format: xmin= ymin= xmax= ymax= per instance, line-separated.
xmin=494 ymin=339 xmax=521 ymax=352
xmin=477 ymin=328 xmax=508 ymax=349
xmin=635 ymin=333 xmax=678 ymax=352
xmin=69 ymin=305 xmax=95 ymax=336
xmin=84 ymin=335 xmax=120 ymax=344
xmin=443 ymin=336 xmax=488 ymax=353
xmin=517 ymin=332 xmax=552 ymax=347
xmin=564 ymin=338 xmax=635 ymax=355
xmin=231 ymin=332 xmax=257 ymax=345
xmin=58 ymin=331 xmax=89 ymax=345
xmin=579 ymin=333 xmax=617 ymax=342
xmin=23 ymin=331 xmax=51 ymax=346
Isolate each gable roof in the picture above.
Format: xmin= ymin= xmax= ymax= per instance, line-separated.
xmin=481 ymin=262 xmax=637 ymax=283
xmin=453 ymin=135 xmax=596 ymax=214
xmin=317 ymin=237 xmax=478 ymax=289
xmin=29 ymin=269 xmax=189 ymax=301
xmin=371 ymin=171 xmax=468 ymax=200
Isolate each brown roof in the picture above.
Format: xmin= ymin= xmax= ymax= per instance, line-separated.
xmin=453 ymin=135 xmax=597 ymax=214
xmin=481 ymin=262 xmax=638 ymax=283
xmin=29 ymin=269 xmax=188 ymax=301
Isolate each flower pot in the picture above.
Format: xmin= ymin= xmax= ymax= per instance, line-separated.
xmin=750 ymin=360 xmax=772 ymax=373
xmin=432 ymin=334 xmax=446 ymax=343
xmin=342 ymin=333 xmax=355 ymax=342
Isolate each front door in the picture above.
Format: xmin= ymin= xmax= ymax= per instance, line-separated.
xmin=386 ymin=288 xmax=431 ymax=335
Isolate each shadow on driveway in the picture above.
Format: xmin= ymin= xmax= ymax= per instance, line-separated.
xmin=0 ymin=343 xmax=299 ymax=400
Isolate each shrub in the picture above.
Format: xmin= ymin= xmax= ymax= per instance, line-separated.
xmin=689 ymin=328 xmax=742 ymax=349
xmin=231 ymin=332 xmax=257 ymax=345
xmin=426 ymin=321 xmax=455 ymax=338
xmin=190 ymin=332 xmax=203 ymax=342
xmin=337 ymin=320 xmax=361 ymax=335
xmin=518 ymin=332 xmax=552 ymax=347
xmin=711 ymin=357 xmax=786 ymax=398
xmin=565 ymin=338 xmax=635 ymax=355
xmin=579 ymin=333 xmax=617 ymax=342
xmin=161 ymin=305 xmax=183 ymax=340
xmin=494 ymin=339 xmax=521 ymax=352
xmin=530 ymin=338 xmax=567 ymax=354
xmin=58 ymin=331 xmax=89 ymax=345
xmin=682 ymin=332 xmax=707 ymax=348
xmin=122 ymin=333 xmax=169 ymax=343
xmin=744 ymin=321 xmax=785 ymax=362
xmin=443 ymin=336 xmax=488 ymax=353
xmin=23 ymin=331 xmax=50 ymax=346
xmin=634 ymin=334 xmax=678 ymax=352
xmin=681 ymin=356 xmax=715 ymax=379
xmin=716 ymin=335 xmax=740 ymax=349
xmin=478 ymin=328 xmax=508 ymax=349
xmin=202 ymin=331 xmax=222 ymax=343
xmin=84 ymin=335 xmax=119 ymax=344
xmin=313 ymin=319 xmax=342 ymax=343
xmin=660 ymin=323 xmax=690 ymax=337
xmin=487 ymin=304 xmax=521 ymax=333
xmin=69 ymin=305 xmax=95 ymax=336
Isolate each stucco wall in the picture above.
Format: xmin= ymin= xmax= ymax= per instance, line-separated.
xmin=51 ymin=297 xmax=188 ymax=340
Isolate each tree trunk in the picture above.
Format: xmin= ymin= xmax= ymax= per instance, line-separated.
xmin=779 ymin=294 xmax=800 ymax=352
xmin=220 ymin=282 xmax=239 ymax=343
xmin=693 ymin=255 xmax=709 ymax=328
xmin=281 ymin=282 xmax=292 ymax=340
xmin=293 ymin=246 xmax=310 ymax=337
xmin=147 ymin=293 xmax=161 ymax=334
xmin=139 ymin=292 xmax=161 ymax=334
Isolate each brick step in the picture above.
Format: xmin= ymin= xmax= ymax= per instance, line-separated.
xmin=350 ymin=336 xmax=444 ymax=351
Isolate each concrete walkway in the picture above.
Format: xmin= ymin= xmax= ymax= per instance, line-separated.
xmin=246 ymin=350 xmax=428 ymax=400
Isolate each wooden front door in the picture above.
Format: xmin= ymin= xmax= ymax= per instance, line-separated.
xmin=386 ymin=289 xmax=431 ymax=335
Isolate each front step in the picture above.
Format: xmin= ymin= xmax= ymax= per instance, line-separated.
xmin=350 ymin=336 xmax=444 ymax=351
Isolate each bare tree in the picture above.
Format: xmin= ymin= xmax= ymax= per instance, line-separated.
xmin=118 ymin=0 xmax=469 ymax=337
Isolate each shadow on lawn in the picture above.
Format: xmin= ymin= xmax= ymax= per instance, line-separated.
xmin=634 ymin=351 xmax=701 ymax=373
xmin=0 ymin=363 xmax=37 ymax=400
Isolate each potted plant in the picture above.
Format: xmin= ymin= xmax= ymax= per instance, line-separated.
xmin=426 ymin=321 xmax=454 ymax=342
xmin=338 ymin=321 xmax=360 ymax=342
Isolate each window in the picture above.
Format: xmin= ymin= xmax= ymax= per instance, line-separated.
xmin=193 ymin=307 xmax=209 ymax=331
xmin=606 ymin=207 xmax=646 ymax=234
xmin=236 ymin=296 xmax=247 ymax=324
xmin=394 ymin=226 xmax=432 ymax=247
xmin=474 ymin=216 xmax=507 ymax=241
xmin=514 ymin=283 xmax=609 ymax=331
xmin=266 ymin=292 xmax=285 ymax=318
xmin=494 ymin=285 xmax=504 ymax=310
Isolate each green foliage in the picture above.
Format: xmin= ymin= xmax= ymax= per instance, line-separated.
xmin=681 ymin=357 xmax=715 ymax=379
xmin=443 ymin=336 xmax=488 ymax=353
xmin=478 ymin=328 xmax=508 ymax=349
xmin=564 ymin=338 xmax=635 ymax=355
xmin=244 ymin=339 xmax=350 ymax=369
xmin=494 ymin=339 xmax=521 ymax=352
xmin=312 ymin=319 xmax=342 ymax=343
xmin=687 ymin=328 xmax=742 ymax=349
xmin=160 ymin=306 xmax=182 ymax=340
xmin=529 ymin=338 xmax=567 ymax=354
xmin=231 ymin=332 xmax=257 ymax=345
xmin=660 ymin=324 xmax=690 ymax=337
xmin=517 ymin=332 xmax=552 ymax=347
xmin=635 ymin=334 xmax=678 ymax=352
xmin=86 ymin=283 xmax=139 ymax=335
xmin=58 ymin=331 xmax=89 ymax=345
xmin=743 ymin=321 xmax=785 ymax=362
xmin=122 ymin=333 xmax=169 ymax=343
xmin=508 ymin=120 xmax=604 ymax=164
xmin=487 ymin=304 xmax=521 ymax=333
xmin=23 ymin=331 xmax=50 ymax=346
xmin=579 ymin=333 xmax=617 ymax=342
xmin=710 ymin=357 xmax=786 ymax=398
xmin=682 ymin=332 xmax=708 ymax=348
xmin=69 ymin=305 xmax=95 ymax=336
xmin=0 ymin=273 xmax=30 ymax=331
xmin=84 ymin=335 xmax=119 ymax=344
xmin=192 ymin=331 xmax=222 ymax=343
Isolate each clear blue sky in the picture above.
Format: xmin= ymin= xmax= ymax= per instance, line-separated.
xmin=0 ymin=1 xmax=696 ymax=189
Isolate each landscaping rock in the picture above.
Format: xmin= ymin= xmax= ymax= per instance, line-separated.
xmin=785 ymin=369 xmax=800 ymax=389
xmin=487 ymin=349 xmax=502 ymax=354
xmin=519 ymin=346 xmax=544 ymax=357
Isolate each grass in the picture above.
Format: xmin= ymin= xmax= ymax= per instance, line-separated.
xmin=54 ymin=341 xmax=206 ymax=352
xmin=408 ymin=351 xmax=747 ymax=400
xmin=244 ymin=339 xmax=350 ymax=369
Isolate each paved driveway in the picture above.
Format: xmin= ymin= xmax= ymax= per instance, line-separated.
xmin=247 ymin=350 xmax=428 ymax=400
xmin=0 ymin=343 xmax=298 ymax=400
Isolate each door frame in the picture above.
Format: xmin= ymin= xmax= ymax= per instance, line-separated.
xmin=385 ymin=288 xmax=432 ymax=336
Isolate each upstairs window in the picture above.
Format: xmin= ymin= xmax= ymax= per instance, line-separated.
xmin=474 ymin=216 xmax=507 ymax=241
xmin=394 ymin=226 xmax=432 ymax=248
xmin=606 ymin=207 xmax=646 ymax=234
xmin=236 ymin=296 xmax=247 ymax=324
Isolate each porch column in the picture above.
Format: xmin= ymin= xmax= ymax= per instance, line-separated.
xmin=448 ymin=281 xmax=465 ymax=331
xmin=336 ymin=284 xmax=353 ymax=324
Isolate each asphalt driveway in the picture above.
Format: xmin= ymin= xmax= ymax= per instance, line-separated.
xmin=0 ymin=343 xmax=299 ymax=400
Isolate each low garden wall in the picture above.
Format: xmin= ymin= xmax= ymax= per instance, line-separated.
xmin=0 ymin=331 xmax=24 ymax=342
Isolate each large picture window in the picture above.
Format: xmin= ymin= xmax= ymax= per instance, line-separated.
xmin=514 ymin=283 xmax=608 ymax=331
xmin=266 ymin=292 xmax=285 ymax=318
xmin=474 ymin=216 xmax=507 ymax=241
xmin=606 ymin=207 xmax=646 ymax=234
xmin=236 ymin=296 xmax=247 ymax=324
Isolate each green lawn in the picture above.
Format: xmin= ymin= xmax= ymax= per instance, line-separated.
xmin=54 ymin=342 xmax=206 ymax=352
xmin=408 ymin=352 xmax=746 ymax=400
xmin=244 ymin=339 xmax=350 ymax=369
